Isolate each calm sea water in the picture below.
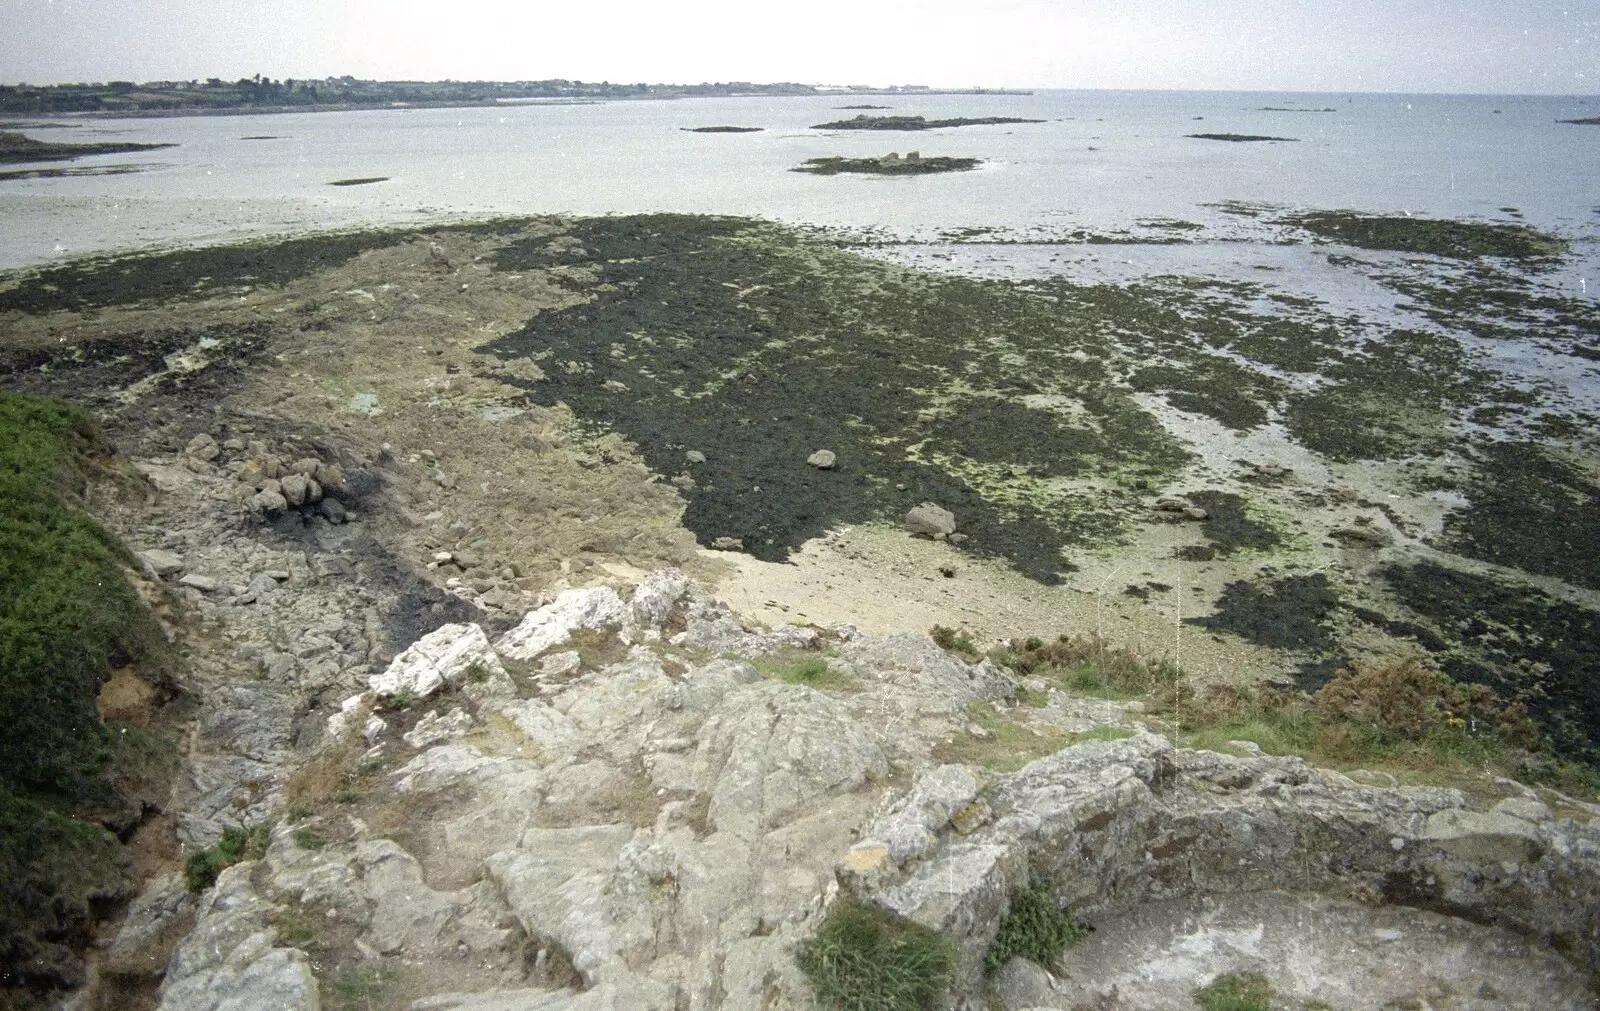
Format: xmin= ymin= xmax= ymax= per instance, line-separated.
xmin=2 ymin=89 xmax=1597 ymax=277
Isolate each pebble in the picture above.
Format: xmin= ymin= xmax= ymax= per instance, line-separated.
xmin=806 ymin=449 xmax=837 ymax=469
xmin=685 ymin=450 xmax=707 ymax=464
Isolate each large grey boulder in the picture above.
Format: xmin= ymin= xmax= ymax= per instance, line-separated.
xmin=905 ymin=501 xmax=957 ymax=537
xmin=369 ymin=621 xmax=504 ymax=699
xmin=496 ymin=586 xmax=627 ymax=660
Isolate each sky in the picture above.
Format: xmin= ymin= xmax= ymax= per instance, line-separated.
xmin=1 ymin=0 xmax=1597 ymax=94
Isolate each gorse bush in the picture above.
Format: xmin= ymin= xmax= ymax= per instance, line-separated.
xmin=798 ymin=900 xmax=956 ymax=1011
xmin=989 ymin=633 xmax=1180 ymax=699
xmin=984 ymin=878 xmax=1085 ymax=974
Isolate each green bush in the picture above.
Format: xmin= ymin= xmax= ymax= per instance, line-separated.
xmin=798 ymin=900 xmax=956 ymax=1011
xmin=984 ymin=878 xmax=1084 ymax=974
xmin=930 ymin=624 xmax=980 ymax=660
xmin=183 ymin=823 xmax=271 ymax=892
xmin=1192 ymin=970 xmax=1275 ymax=1011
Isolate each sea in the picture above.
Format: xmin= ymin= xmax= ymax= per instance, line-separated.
xmin=1 ymin=89 xmax=1596 ymax=274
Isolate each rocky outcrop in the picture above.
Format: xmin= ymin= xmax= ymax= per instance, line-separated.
xmin=135 ymin=568 xmax=1600 ymax=1010
xmin=846 ymin=734 xmax=1600 ymax=997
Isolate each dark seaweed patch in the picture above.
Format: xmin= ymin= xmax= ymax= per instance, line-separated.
xmin=1186 ymin=573 xmax=1340 ymax=652
xmin=794 ymin=155 xmax=980 ymax=176
xmin=811 ymin=114 xmax=1042 ymax=130
xmin=681 ymin=126 xmax=763 ymax=133
xmin=1383 ymin=561 xmax=1600 ymax=764
xmin=0 ymin=219 xmax=537 ymax=314
xmin=1290 ymin=212 xmax=1566 ymax=262
xmin=482 ymin=214 xmax=1188 ymax=581
xmin=1436 ymin=441 xmax=1600 ymax=590
xmin=1186 ymin=491 xmax=1280 ymax=556
xmin=1186 ymin=133 xmax=1297 ymax=142
xmin=329 ymin=176 xmax=388 ymax=186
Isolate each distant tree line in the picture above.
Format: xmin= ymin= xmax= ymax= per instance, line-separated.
xmin=0 ymin=77 xmax=832 ymax=114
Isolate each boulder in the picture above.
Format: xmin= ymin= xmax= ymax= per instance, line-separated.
xmin=138 ymin=549 xmax=185 ymax=578
xmin=279 ymin=473 xmax=310 ymax=507
xmin=806 ymin=449 xmax=837 ymax=469
xmin=905 ymin=502 xmax=957 ymax=538
xmin=369 ymin=622 xmax=506 ymax=700
xmin=628 ymin=568 xmax=691 ymax=629
xmin=184 ymin=433 xmax=220 ymax=461
xmin=495 ymin=587 xmax=627 ymax=660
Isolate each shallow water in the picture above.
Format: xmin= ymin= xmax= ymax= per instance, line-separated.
xmin=2 ymin=89 xmax=1597 ymax=279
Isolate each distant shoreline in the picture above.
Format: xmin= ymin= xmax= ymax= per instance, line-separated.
xmin=0 ymin=87 xmax=1034 ymax=123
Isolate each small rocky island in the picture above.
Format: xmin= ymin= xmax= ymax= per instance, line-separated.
xmin=1186 ymin=132 xmax=1298 ymax=142
xmin=794 ymin=151 xmax=981 ymax=175
xmin=812 ymin=114 xmax=1042 ymax=131
xmin=0 ymin=129 xmax=175 ymax=163
xmin=681 ymin=125 xmax=763 ymax=133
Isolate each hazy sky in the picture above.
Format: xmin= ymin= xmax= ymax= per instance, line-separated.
xmin=2 ymin=0 xmax=1596 ymax=94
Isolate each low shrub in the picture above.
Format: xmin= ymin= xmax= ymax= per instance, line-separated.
xmin=993 ymin=633 xmax=1179 ymax=700
xmin=797 ymin=900 xmax=956 ymax=1011
xmin=184 ymin=823 xmax=270 ymax=892
xmin=983 ymin=878 xmax=1085 ymax=974
xmin=929 ymin=624 xmax=980 ymax=660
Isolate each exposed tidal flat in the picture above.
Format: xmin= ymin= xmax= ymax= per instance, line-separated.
xmin=3 ymin=201 xmax=1598 ymax=775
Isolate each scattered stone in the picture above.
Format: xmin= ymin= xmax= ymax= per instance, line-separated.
xmin=806 ymin=449 xmax=837 ymax=469
xmin=685 ymin=450 xmax=706 ymax=464
xmin=317 ymin=497 xmax=347 ymax=523
xmin=177 ymin=573 xmax=219 ymax=593
xmin=905 ymin=502 xmax=957 ymax=538
xmin=539 ymin=651 xmax=582 ymax=679
xmin=939 ymin=565 xmax=957 ymax=578
xmin=1183 ymin=506 xmax=1208 ymax=520
xmin=710 ymin=536 xmax=744 ymax=550
xmin=137 ymin=549 xmax=186 ymax=578
xmin=280 ymin=473 xmax=311 ymax=506
xmin=602 ymin=379 xmax=629 ymax=392
xmin=404 ymin=708 xmax=476 ymax=749
xmin=184 ymin=433 xmax=220 ymax=461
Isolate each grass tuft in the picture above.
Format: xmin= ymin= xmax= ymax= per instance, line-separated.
xmin=753 ymin=649 xmax=859 ymax=692
xmin=984 ymin=878 xmax=1085 ymax=975
xmin=1192 ymin=970 xmax=1275 ymax=1011
xmin=797 ymin=900 xmax=956 ymax=1011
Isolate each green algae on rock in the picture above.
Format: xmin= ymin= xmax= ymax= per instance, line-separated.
xmin=811 ymin=114 xmax=1042 ymax=130
xmin=1289 ymin=212 xmax=1567 ymax=261
xmin=794 ymin=154 xmax=981 ymax=176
